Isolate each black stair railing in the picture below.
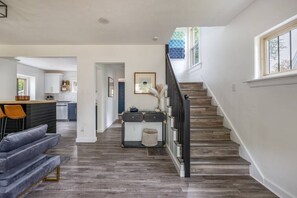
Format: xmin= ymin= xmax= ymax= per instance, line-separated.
xmin=165 ymin=45 xmax=190 ymax=177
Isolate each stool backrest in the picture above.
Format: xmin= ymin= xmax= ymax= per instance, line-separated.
xmin=4 ymin=105 xmax=26 ymax=119
xmin=0 ymin=107 xmax=5 ymax=119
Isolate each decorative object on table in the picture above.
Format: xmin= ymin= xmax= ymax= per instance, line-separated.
xmin=149 ymin=84 xmax=168 ymax=111
xmin=0 ymin=1 xmax=7 ymax=18
xmin=108 ymin=77 xmax=114 ymax=97
xmin=15 ymin=96 xmax=30 ymax=101
xmin=129 ymin=106 xmax=139 ymax=112
xmin=134 ymin=72 xmax=156 ymax=94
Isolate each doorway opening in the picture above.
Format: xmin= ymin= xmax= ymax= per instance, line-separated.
xmin=95 ymin=63 xmax=125 ymax=133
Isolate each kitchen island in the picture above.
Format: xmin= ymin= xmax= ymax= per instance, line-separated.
xmin=0 ymin=100 xmax=57 ymax=133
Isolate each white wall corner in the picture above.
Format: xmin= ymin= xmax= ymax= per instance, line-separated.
xmin=202 ymin=78 xmax=294 ymax=198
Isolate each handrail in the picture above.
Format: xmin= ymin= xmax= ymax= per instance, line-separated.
xmin=165 ymin=45 xmax=191 ymax=177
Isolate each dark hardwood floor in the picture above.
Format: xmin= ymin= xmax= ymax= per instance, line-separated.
xmin=26 ymin=121 xmax=277 ymax=198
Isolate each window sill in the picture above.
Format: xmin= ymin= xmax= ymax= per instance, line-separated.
xmin=245 ymin=73 xmax=297 ymax=87
xmin=189 ymin=62 xmax=202 ymax=70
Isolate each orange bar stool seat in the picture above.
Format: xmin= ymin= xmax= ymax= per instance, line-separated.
xmin=0 ymin=107 xmax=6 ymax=139
xmin=3 ymin=105 xmax=26 ymax=136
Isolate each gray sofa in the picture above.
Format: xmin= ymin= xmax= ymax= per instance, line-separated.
xmin=0 ymin=125 xmax=61 ymax=198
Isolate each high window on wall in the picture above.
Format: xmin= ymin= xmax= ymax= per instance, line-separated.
xmin=168 ymin=28 xmax=186 ymax=59
xmin=261 ymin=19 xmax=297 ymax=75
xmin=190 ymin=27 xmax=200 ymax=67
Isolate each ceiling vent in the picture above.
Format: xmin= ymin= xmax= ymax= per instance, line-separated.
xmin=98 ymin=17 xmax=109 ymax=24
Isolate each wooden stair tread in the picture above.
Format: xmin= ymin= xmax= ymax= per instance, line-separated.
xmin=180 ymin=88 xmax=207 ymax=92
xmin=180 ymin=82 xmax=203 ymax=84
xmin=191 ymin=127 xmax=231 ymax=132
xmin=190 ymin=140 xmax=239 ymax=147
xmin=189 ymin=96 xmax=211 ymax=99
xmin=191 ymin=157 xmax=250 ymax=165
xmin=190 ymin=105 xmax=217 ymax=108
xmin=191 ymin=115 xmax=223 ymax=119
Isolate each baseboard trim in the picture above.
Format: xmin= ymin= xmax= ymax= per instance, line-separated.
xmin=166 ymin=145 xmax=185 ymax=177
xmin=251 ymin=174 xmax=294 ymax=198
xmin=202 ymin=78 xmax=293 ymax=198
xmin=76 ymin=137 xmax=97 ymax=143
xmin=97 ymin=119 xmax=117 ymax=133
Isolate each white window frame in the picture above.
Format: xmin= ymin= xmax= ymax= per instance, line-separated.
xmin=189 ymin=27 xmax=201 ymax=68
xmin=17 ymin=77 xmax=29 ymax=96
xmin=260 ymin=19 xmax=297 ymax=77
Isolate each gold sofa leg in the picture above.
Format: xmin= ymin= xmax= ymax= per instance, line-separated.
xmin=44 ymin=166 xmax=60 ymax=182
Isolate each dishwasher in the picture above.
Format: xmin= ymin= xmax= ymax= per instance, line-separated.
xmin=56 ymin=102 xmax=69 ymax=121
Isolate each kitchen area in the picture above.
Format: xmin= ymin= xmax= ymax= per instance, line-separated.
xmin=44 ymin=72 xmax=78 ymax=123
xmin=0 ymin=57 xmax=78 ymax=136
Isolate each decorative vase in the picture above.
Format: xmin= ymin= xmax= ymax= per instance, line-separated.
xmin=159 ymin=97 xmax=165 ymax=111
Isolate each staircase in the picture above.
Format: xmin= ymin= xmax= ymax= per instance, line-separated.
xmin=180 ymin=82 xmax=250 ymax=176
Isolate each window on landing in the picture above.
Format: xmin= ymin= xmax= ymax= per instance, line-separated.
xmin=168 ymin=29 xmax=186 ymax=59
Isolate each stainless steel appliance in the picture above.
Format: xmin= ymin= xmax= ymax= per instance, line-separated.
xmin=56 ymin=101 xmax=69 ymax=121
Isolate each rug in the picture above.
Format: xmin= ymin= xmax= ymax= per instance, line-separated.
xmin=147 ymin=148 xmax=168 ymax=156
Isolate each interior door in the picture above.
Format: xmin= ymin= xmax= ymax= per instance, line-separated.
xmin=118 ymin=82 xmax=125 ymax=113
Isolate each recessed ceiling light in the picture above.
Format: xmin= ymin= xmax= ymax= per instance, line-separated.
xmin=98 ymin=17 xmax=109 ymax=24
xmin=153 ymin=36 xmax=159 ymax=41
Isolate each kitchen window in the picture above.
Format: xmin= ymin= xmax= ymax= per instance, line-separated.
xmin=17 ymin=78 xmax=29 ymax=96
xmin=261 ymin=19 xmax=297 ymax=76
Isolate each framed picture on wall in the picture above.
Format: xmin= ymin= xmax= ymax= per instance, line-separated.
xmin=134 ymin=72 xmax=156 ymax=94
xmin=108 ymin=77 xmax=114 ymax=97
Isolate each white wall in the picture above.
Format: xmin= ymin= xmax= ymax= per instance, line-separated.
xmin=0 ymin=45 xmax=165 ymax=143
xmin=17 ymin=63 xmax=45 ymax=100
xmin=0 ymin=58 xmax=17 ymax=100
xmin=182 ymin=0 xmax=297 ymax=197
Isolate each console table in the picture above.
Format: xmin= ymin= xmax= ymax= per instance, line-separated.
xmin=121 ymin=111 xmax=166 ymax=148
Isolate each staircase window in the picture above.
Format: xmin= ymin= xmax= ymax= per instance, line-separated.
xmin=190 ymin=27 xmax=201 ymax=67
xmin=169 ymin=28 xmax=186 ymax=59
xmin=261 ymin=19 xmax=297 ymax=75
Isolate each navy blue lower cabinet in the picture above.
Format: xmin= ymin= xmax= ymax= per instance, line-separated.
xmin=68 ymin=103 xmax=77 ymax=121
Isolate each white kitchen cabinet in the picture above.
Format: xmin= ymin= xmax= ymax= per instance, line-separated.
xmin=44 ymin=73 xmax=63 ymax=93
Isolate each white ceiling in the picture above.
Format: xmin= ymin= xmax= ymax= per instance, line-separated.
xmin=0 ymin=0 xmax=255 ymax=45
xmin=16 ymin=57 xmax=77 ymax=71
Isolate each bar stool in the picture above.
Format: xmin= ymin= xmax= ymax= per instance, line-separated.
xmin=0 ymin=107 xmax=6 ymax=139
xmin=4 ymin=105 xmax=26 ymax=135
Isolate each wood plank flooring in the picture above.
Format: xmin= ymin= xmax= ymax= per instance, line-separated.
xmin=26 ymin=121 xmax=277 ymax=198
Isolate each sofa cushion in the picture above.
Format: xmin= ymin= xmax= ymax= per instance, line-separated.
xmin=0 ymin=125 xmax=48 ymax=152
xmin=0 ymin=134 xmax=60 ymax=173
